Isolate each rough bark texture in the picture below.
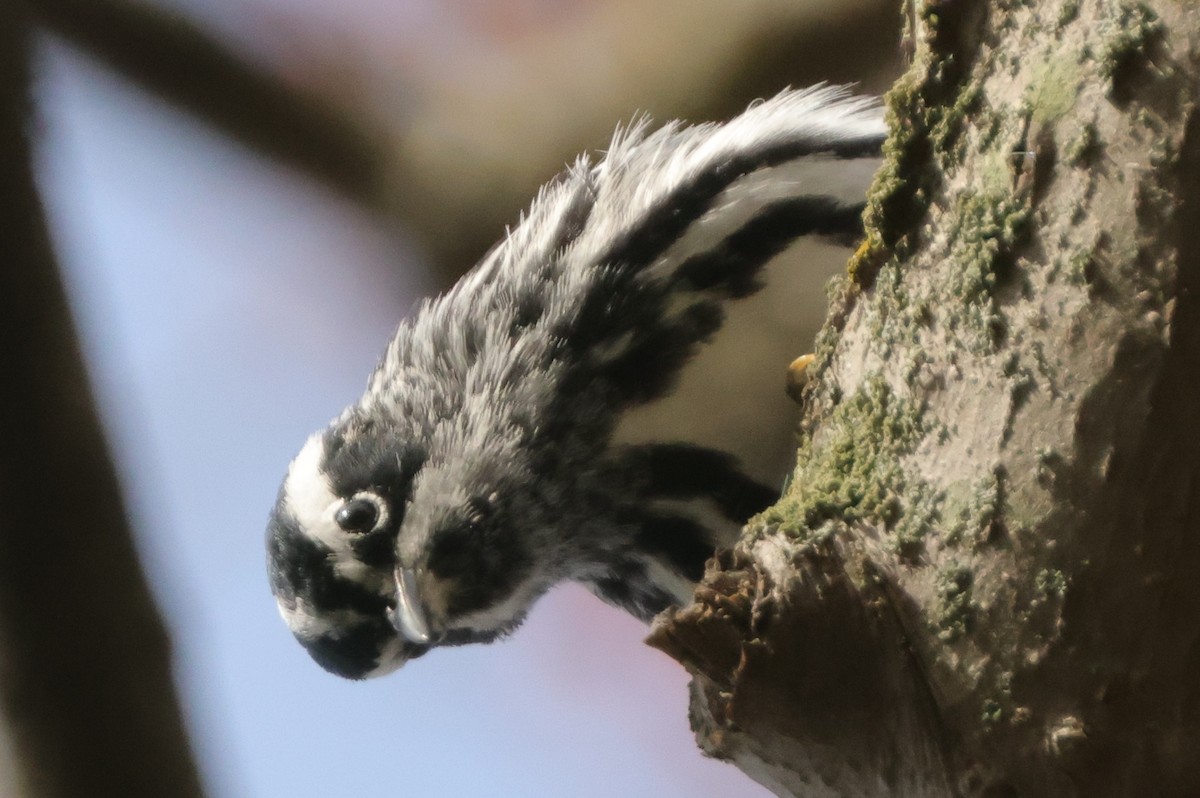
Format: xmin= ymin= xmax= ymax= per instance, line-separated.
xmin=0 ymin=5 xmax=207 ymax=798
xmin=649 ymin=1 xmax=1200 ymax=795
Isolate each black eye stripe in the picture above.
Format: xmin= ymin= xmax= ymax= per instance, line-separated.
xmin=267 ymin=509 xmax=389 ymax=617
xmin=349 ymin=530 xmax=394 ymax=569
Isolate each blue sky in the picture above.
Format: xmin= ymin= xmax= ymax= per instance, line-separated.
xmin=29 ymin=20 xmax=769 ymax=798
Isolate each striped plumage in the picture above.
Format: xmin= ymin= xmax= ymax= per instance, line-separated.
xmin=267 ymin=87 xmax=886 ymax=679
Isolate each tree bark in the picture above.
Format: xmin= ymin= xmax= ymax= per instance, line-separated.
xmin=649 ymin=1 xmax=1200 ymax=795
xmin=0 ymin=5 xmax=207 ymax=798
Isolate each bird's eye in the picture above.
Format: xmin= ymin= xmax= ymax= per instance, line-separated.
xmin=335 ymin=497 xmax=381 ymax=533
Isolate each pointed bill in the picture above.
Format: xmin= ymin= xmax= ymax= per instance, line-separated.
xmin=391 ymin=567 xmax=433 ymax=645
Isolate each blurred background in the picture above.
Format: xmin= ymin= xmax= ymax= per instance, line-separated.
xmin=2 ymin=1 xmax=900 ymax=796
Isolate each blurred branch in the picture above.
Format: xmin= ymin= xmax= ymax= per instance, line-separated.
xmin=30 ymin=0 xmax=389 ymax=209
xmin=29 ymin=0 xmax=902 ymax=288
xmin=0 ymin=5 xmax=207 ymax=798
xmin=391 ymin=1 xmax=904 ymax=281
xmin=700 ymin=8 xmax=904 ymax=120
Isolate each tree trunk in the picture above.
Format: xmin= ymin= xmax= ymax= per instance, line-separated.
xmin=649 ymin=1 xmax=1200 ymax=795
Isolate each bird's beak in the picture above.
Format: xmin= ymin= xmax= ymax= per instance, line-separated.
xmin=390 ymin=567 xmax=433 ymax=645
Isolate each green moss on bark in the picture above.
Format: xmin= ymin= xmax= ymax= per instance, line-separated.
xmin=935 ymin=564 xmax=976 ymax=642
xmin=765 ymin=375 xmax=944 ymax=558
xmin=1097 ymin=3 xmax=1162 ymax=82
xmin=944 ymin=468 xmax=1007 ymax=548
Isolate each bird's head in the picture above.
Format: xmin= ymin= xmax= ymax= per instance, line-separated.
xmin=266 ymin=409 xmax=548 ymax=679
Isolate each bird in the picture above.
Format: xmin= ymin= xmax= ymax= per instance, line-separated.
xmin=266 ymin=86 xmax=886 ymax=679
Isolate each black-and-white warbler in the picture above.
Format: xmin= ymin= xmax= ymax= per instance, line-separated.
xmin=267 ymin=87 xmax=885 ymax=679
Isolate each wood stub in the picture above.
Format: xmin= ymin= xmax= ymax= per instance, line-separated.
xmin=649 ymin=540 xmax=954 ymax=798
